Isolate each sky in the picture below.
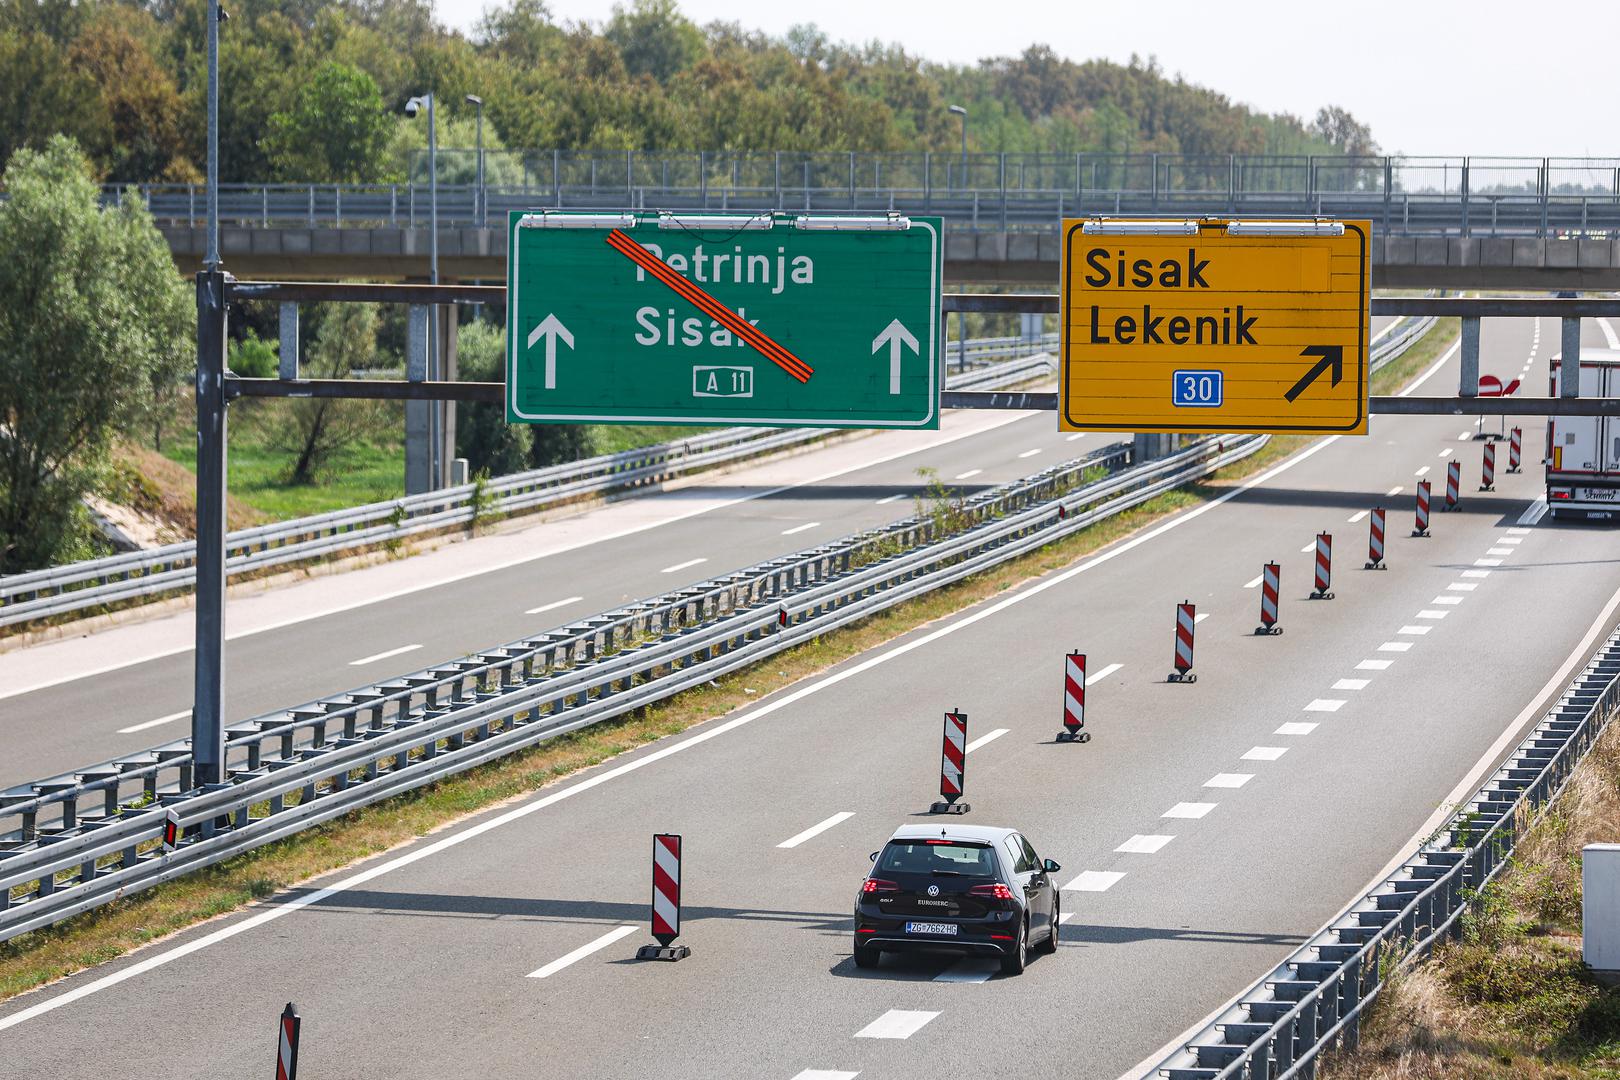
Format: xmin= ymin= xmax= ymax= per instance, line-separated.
xmin=435 ymin=0 xmax=1619 ymax=158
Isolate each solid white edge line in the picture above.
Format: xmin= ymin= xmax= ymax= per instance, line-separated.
xmin=1116 ymin=577 xmax=1620 ymax=1080
xmin=347 ymin=643 xmax=422 ymax=666
xmin=781 ymin=522 xmax=821 ymax=536
xmin=0 ymin=410 xmax=1047 ymax=703
xmin=1398 ymin=339 xmax=1462 ymax=398
xmin=777 ymin=811 xmax=856 ymax=850
xmin=965 ymin=728 xmax=1009 ymax=754
xmin=525 ymin=924 xmax=639 ymax=978
xmin=525 ymin=596 xmax=584 ymax=616
xmin=1086 ymin=663 xmax=1124 ymax=686
xmin=115 ymin=710 xmax=190 ymax=735
xmin=0 ymin=430 xmax=1345 ymax=1030
xmin=660 ymin=557 xmax=708 ymax=574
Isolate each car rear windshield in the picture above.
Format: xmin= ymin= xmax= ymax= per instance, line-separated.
xmin=877 ymin=840 xmax=996 ymax=877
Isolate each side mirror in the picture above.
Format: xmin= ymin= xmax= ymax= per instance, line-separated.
xmin=1043 ymin=859 xmax=1061 ymax=873
xmin=870 ymin=852 xmax=879 ymax=863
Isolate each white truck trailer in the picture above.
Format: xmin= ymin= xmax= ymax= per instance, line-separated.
xmin=1548 ymin=348 xmax=1620 ymax=520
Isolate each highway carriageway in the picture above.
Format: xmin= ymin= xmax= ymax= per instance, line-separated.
xmin=6 ymin=316 xmax=1617 ymax=1077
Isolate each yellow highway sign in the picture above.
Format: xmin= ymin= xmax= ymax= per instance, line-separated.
xmin=1059 ymin=218 xmax=1371 ymax=435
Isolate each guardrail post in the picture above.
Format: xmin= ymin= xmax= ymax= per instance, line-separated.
xmin=193 ymin=268 xmax=230 ymax=786
xmin=1563 ymin=318 xmax=1583 ymax=397
xmin=278 ymin=303 xmax=299 ymax=380
xmin=1460 ymin=157 xmax=1470 ymax=237
xmin=1459 ymin=316 xmax=1480 ymax=397
xmin=1541 ymin=157 xmax=1550 ymax=237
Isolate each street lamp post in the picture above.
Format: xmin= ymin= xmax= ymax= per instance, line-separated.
xmin=465 ymin=94 xmax=484 ymax=226
xmin=407 ymin=93 xmax=440 ymax=486
xmin=948 ymin=104 xmax=968 ymax=371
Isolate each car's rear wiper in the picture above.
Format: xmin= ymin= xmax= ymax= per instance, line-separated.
xmin=930 ymin=869 xmax=964 ymax=876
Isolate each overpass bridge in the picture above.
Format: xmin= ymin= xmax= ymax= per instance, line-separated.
xmin=118 ymin=151 xmax=1620 ymax=287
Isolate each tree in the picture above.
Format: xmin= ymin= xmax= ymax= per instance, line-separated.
xmin=262 ymin=61 xmax=391 ymax=182
xmin=273 ymin=303 xmax=391 ymax=484
xmin=605 ymin=0 xmax=702 ymax=84
xmin=68 ymin=9 xmax=195 ymax=182
xmin=0 ymin=136 xmax=190 ymax=572
xmin=454 ymin=320 xmax=531 ymax=477
xmin=0 ymin=30 xmax=110 ymax=171
xmin=1312 ymin=106 xmax=1379 ymax=158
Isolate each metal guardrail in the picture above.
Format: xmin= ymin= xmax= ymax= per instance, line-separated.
xmin=110 ymin=152 xmax=1620 ymax=238
xmin=1151 ymin=624 xmax=1620 ymax=1079
xmin=0 ymin=432 xmax=1268 ymax=941
xmin=0 ymin=347 xmax=1055 ymax=631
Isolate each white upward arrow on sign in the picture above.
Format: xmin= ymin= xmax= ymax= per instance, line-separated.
xmin=871 ymin=319 xmax=919 ymax=395
xmin=527 ymin=314 xmax=574 ymax=390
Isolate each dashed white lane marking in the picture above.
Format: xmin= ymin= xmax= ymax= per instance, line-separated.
xmin=1414 ymin=465 xmax=1431 ymax=476
xmin=855 ymin=1010 xmax=940 ymax=1040
xmin=1458 ymin=430 xmax=1473 ymax=441
xmin=1163 ymin=802 xmax=1216 ymax=819
xmin=349 ymin=643 xmax=422 ymax=666
xmin=1398 ymin=625 xmax=1432 ymax=636
xmin=1087 ymin=663 xmax=1124 ymax=685
xmin=1275 ymin=722 xmax=1319 ymax=736
xmin=1205 ymin=773 xmax=1253 ymax=789
xmin=1486 ymin=547 xmax=1512 ymax=556
xmin=526 ymin=596 xmax=584 ymax=615
xmin=1378 ymin=642 xmax=1413 ymax=652
xmin=1058 ymin=911 xmax=1077 ymax=924
xmin=1387 ymin=485 xmax=1403 ymax=496
xmin=1357 ymin=659 xmax=1393 ymax=670
xmin=792 ymin=1071 xmax=859 ymax=1080
xmin=1474 ymin=558 xmax=1502 ymax=567
xmin=1242 ymin=746 xmax=1288 ymax=761
xmin=777 ymin=811 xmax=856 ymax=849
xmin=934 ymin=958 xmax=999 ymax=984
xmin=1304 ymin=699 xmax=1346 ymax=712
xmin=1433 ymin=595 xmax=1464 ymax=605
xmin=782 ymin=521 xmax=821 ymax=536
xmin=526 ymin=925 xmax=639 ymax=979
xmin=1417 ymin=609 xmax=1449 ymax=619
xmin=661 ymin=557 xmax=708 ymax=574
xmin=1018 ymin=449 xmax=1042 ymax=459
xmin=953 ymin=469 xmax=983 ymax=480
xmin=1498 ymin=537 xmax=1523 ymax=546
xmin=1448 ymin=582 xmax=1479 ymax=592
xmin=1462 ymin=569 xmax=1492 ymax=579
xmin=1333 ymin=678 xmax=1370 ymax=691
xmin=117 ymin=710 xmax=189 ymax=735
xmin=1508 ymin=525 xmax=1533 ymax=535
xmin=1066 ymin=433 xmax=1087 ymax=441
xmin=1244 ymin=574 xmax=1264 ymax=589
xmin=1518 ymin=501 xmax=1548 ymax=526
xmin=1438 ymin=448 xmax=1452 ymax=458
xmin=1065 ymin=870 xmax=1125 ymax=892
xmin=1116 ymin=834 xmax=1174 ymax=854
xmin=1299 ymin=542 xmax=1315 ymax=553
xmin=1194 ymin=612 xmax=1211 ymax=624
xmin=965 ymin=728 xmax=1009 ymax=754
xmin=875 ymin=494 xmax=905 ymax=505
xmin=1347 ymin=510 xmax=1369 ymax=524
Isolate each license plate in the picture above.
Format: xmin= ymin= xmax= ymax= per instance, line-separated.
xmin=904 ymin=921 xmax=957 ymax=936
xmin=1579 ymin=488 xmax=1619 ymax=501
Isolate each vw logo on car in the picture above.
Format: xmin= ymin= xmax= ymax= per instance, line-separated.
xmin=926 ymin=885 xmax=940 ymax=897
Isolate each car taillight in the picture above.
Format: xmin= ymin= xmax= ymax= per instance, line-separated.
xmin=969 ymin=883 xmax=1016 ymax=901
xmin=862 ymin=878 xmax=899 ymax=894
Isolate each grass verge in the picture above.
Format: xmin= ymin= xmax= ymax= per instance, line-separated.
xmin=1321 ymin=719 xmax=1620 ymax=1080
xmin=0 ymin=323 xmax=1454 ymax=1003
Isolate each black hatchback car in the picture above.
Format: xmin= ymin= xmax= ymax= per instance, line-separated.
xmin=853 ymin=824 xmax=1062 ymax=975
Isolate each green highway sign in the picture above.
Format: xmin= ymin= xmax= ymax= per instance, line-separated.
xmin=505 ymin=211 xmax=942 ymax=428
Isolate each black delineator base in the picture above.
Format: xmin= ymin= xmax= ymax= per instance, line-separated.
xmin=1310 ymin=590 xmax=1336 ymax=600
xmin=1365 ymin=560 xmax=1387 ymax=570
xmin=1412 ymin=528 xmax=1430 ymax=537
xmin=929 ymin=801 xmax=971 ymax=815
xmin=1056 ymin=730 xmax=1092 ymax=743
xmin=1479 ymin=484 xmax=1495 ymax=492
xmin=636 ymin=944 xmax=691 ymax=961
xmin=1167 ymin=670 xmax=1197 ymax=683
xmin=1254 ymin=625 xmax=1283 ymax=636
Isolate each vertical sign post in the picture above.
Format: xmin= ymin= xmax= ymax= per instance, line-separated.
xmin=931 ymin=710 xmax=970 ymax=814
xmin=637 ymin=833 xmax=690 ymax=961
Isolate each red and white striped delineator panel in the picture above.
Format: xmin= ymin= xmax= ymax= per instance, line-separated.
xmin=1257 ymin=563 xmax=1281 ymax=633
xmin=275 ymin=1002 xmax=300 ymax=1080
xmin=162 ymin=810 xmax=180 ymax=852
xmin=1312 ymin=533 xmax=1334 ymax=598
xmin=1366 ymin=508 xmax=1386 ymax=569
xmin=1414 ymin=481 xmax=1431 ymax=536
xmin=1481 ymin=442 xmax=1496 ymax=490
xmin=1061 ymin=652 xmax=1086 ymax=737
xmin=651 ymin=833 xmax=682 ymax=945
xmin=1171 ymin=602 xmax=1195 ymax=681
xmin=940 ymin=711 xmax=967 ymax=801
xmin=1509 ymin=426 xmax=1523 ymax=473
xmin=1444 ymin=460 xmax=1461 ymax=510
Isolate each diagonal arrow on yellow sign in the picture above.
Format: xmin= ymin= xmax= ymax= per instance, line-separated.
xmin=1058 ymin=218 xmax=1371 ymax=435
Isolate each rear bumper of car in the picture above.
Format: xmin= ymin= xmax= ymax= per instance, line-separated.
xmin=853 ymin=906 xmax=1019 ymax=955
